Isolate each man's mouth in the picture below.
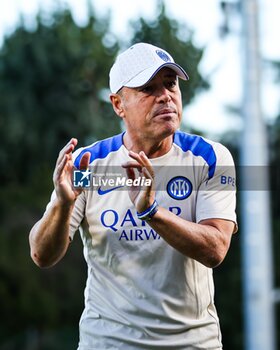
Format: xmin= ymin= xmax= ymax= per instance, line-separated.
xmin=153 ymin=108 xmax=176 ymax=118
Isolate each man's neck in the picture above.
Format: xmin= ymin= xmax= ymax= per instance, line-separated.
xmin=123 ymin=132 xmax=174 ymax=159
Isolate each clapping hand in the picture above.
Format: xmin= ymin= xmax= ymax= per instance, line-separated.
xmin=53 ymin=138 xmax=90 ymax=206
xmin=122 ymin=151 xmax=155 ymax=213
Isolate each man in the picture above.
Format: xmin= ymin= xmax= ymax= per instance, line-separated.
xmin=29 ymin=43 xmax=237 ymax=349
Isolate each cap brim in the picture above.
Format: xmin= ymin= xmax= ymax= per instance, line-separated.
xmin=124 ymin=63 xmax=189 ymax=89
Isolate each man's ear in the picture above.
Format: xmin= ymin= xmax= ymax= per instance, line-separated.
xmin=110 ymin=94 xmax=125 ymax=118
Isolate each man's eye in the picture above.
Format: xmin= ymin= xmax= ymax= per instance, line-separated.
xmin=140 ymin=85 xmax=153 ymax=93
xmin=167 ymin=81 xmax=177 ymax=89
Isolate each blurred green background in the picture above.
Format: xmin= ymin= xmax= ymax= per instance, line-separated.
xmin=0 ymin=2 xmax=279 ymax=349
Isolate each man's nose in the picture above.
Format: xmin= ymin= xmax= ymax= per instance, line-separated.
xmin=156 ymin=86 xmax=171 ymax=103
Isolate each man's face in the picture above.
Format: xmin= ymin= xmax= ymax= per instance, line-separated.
xmin=112 ymin=67 xmax=183 ymax=142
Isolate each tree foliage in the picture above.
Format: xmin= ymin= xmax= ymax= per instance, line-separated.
xmin=0 ymin=7 xmax=120 ymax=186
xmin=129 ymin=1 xmax=209 ymax=108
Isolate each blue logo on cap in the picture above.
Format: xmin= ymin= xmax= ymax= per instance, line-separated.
xmin=167 ymin=176 xmax=192 ymax=200
xmin=156 ymin=50 xmax=171 ymax=62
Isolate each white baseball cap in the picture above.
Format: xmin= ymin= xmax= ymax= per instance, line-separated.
xmin=109 ymin=42 xmax=189 ymax=93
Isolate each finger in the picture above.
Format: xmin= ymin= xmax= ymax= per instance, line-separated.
xmin=79 ymin=152 xmax=91 ymax=170
xmin=138 ymin=152 xmax=155 ymax=179
xmin=141 ymin=167 xmax=155 ymax=198
xmin=129 ymin=151 xmax=152 ymax=168
xmin=125 ymin=167 xmax=136 ymax=181
xmin=54 ymin=153 xmax=69 ymax=182
xmin=142 ymin=167 xmax=153 ymax=180
xmin=56 ymin=138 xmax=78 ymax=166
xmin=127 ymin=151 xmax=155 ymax=180
xmin=142 ymin=167 xmax=154 ymax=191
xmin=122 ymin=161 xmax=143 ymax=170
xmin=61 ymin=138 xmax=77 ymax=156
xmin=128 ymin=151 xmax=144 ymax=165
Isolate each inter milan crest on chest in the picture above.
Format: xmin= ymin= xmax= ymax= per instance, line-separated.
xmin=166 ymin=176 xmax=193 ymax=200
